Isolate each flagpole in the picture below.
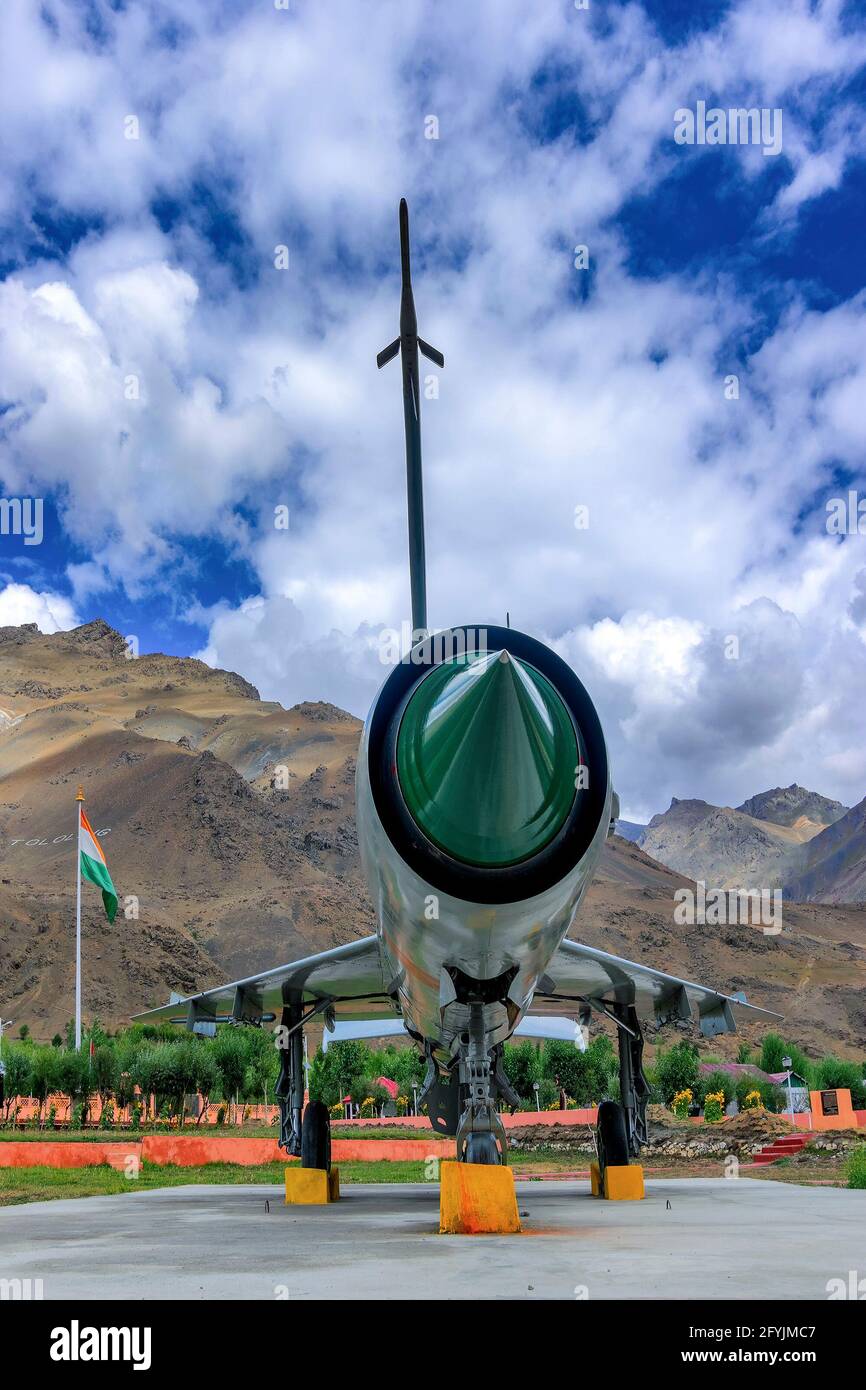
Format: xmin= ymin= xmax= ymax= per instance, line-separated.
xmin=75 ymin=785 xmax=84 ymax=1053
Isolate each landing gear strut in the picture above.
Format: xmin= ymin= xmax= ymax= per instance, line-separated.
xmin=275 ymin=1000 xmax=305 ymax=1157
xmin=611 ymin=1003 xmax=650 ymax=1158
xmin=455 ymin=1004 xmax=508 ymax=1164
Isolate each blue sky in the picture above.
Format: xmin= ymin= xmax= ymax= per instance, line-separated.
xmin=1 ymin=0 xmax=865 ymax=819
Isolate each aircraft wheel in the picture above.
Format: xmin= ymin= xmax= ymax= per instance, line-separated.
xmin=596 ymin=1098 xmax=629 ymax=1169
xmin=463 ymin=1131 xmax=501 ymax=1164
xmin=301 ymin=1100 xmax=331 ymax=1170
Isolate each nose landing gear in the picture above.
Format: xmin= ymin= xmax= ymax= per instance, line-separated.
xmin=454 ymin=1005 xmax=516 ymax=1164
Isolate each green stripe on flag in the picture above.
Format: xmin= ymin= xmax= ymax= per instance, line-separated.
xmin=80 ymin=851 xmax=118 ymax=923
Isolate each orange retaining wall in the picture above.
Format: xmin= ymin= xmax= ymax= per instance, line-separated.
xmin=334 ymin=1108 xmax=598 ymax=1128
xmin=0 ymin=1142 xmax=142 ymax=1169
xmin=331 ymin=1138 xmax=455 ymax=1161
xmin=0 ymin=1136 xmax=455 ymax=1168
xmin=142 ymin=1135 xmax=282 ymax=1166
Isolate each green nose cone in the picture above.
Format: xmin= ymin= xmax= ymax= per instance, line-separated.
xmin=396 ymin=649 xmax=578 ymax=868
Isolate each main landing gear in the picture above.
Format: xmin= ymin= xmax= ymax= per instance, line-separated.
xmin=275 ymin=1000 xmax=305 ymax=1157
xmin=594 ymin=1003 xmax=650 ymax=1196
xmin=301 ymin=1099 xmax=332 ymax=1171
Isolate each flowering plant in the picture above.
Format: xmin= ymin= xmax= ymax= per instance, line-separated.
xmin=672 ymin=1088 xmax=693 ymax=1119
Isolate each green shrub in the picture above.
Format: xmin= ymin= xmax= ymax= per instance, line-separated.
xmin=698 ymin=1070 xmax=735 ymax=1107
xmin=846 ymin=1147 xmax=866 ymax=1190
xmin=652 ymin=1040 xmax=700 ymax=1104
xmin=538 ymin=1078 xmax=558 ymax=1108
xmin=815 ymin=1057 xmax=866 ymax=1108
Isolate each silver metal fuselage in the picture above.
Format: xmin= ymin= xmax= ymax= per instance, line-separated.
xmin=356 ymin=701 xmax=612 ymax=1063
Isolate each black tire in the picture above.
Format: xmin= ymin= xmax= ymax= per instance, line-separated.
xmin=597 ymin=1099 xmax=629 ymax=1168
xmin=463 ymin=1131 xmax=501 ymax=1165
xmin=301 ymin=1100 xmax=331 ymax=1170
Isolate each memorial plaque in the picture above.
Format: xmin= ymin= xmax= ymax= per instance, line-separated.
xmin=820 ymin=1090 xmax=839 ymax=1116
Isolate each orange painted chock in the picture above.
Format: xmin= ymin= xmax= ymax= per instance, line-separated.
xmin=439 ymin=1160 xmax=522 ymax=1234
xmin=284 ymin=1166 xmax=340 ymax=1204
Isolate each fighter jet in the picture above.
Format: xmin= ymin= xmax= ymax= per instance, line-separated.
xmin=137 ymin=201 xmax=777 ymax=1173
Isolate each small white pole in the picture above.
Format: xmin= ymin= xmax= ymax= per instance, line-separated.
xmin=782 ymin=1055 xmax=794 ymax=1122
xmin=75 ymin=787 xmax=84 ymax=1053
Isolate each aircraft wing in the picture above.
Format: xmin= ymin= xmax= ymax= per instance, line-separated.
xmin=529 ymin=937 xmax=781 ymax=1038
xmin=133 ymin=935 xmax=395 ymax=1031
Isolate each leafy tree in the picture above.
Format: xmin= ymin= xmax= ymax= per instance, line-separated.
xmin=540 ymin=1036 xmax=614 ymax=1105
xmin=212 ymin=1031 xmax=250 ymax=1118
xmin=815 ymin=1057 xmax=866 ymax=1107
xmin=652 ymin=1040 xmax=700 ymax=1105
xmin=585 ymin=1035 xmax=618 ymax=1099
xmin=309 ymin=1041 xmax=369 ymax=1108
xmin=537 ymin=1078 xmax=558 ymax=1108
xmin=56 ymin=1050 xmax=91 ymax=1126
xmin=170 ymin=1041 xmax=205 ymax=1123
xmin=51 ymin=1034 xmax=63 ymax=1049
xmin=192 ymin=1047 xmax=220 ymax=1125
xmin=132 ymin=1044 xmax=183 ymax=1118
xmin=759 ymin=1033 xmax=812 ymax=1084
xmin=113 ymin=1037 xmax=141 ymax=1114
xmin=91 ymin=1045 xmax=119 ymax=1106
xmin=370 ymin=1043 xmax=423 ymax=1093
xmin=242 ymin=1035 xmax=279 ymax=1119
xmin=29 ymin=1046 xmax=60 ymax=1124
xmin=502 ymin=1040 xmax=541 ymax=1101
xmin=0 ymin=1046 xmax=32 ymax=1122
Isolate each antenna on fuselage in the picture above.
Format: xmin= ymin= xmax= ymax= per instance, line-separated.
xmin=377 ymin=199 xmax=444 ymax=639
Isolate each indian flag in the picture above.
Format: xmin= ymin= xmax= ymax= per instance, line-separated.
xmin=79 ymin=808 xmax=118 ymax=923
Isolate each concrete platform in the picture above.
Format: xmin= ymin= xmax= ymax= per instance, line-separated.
xmin=0 ymin=1178 xmax=861 ymax=1300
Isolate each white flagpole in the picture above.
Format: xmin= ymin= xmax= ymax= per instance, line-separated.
xmin=75 ymin=785 xmax=84 ymax=1052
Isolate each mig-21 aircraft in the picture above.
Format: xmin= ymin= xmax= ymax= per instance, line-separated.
xmin=138 ymin=201 xmax=777 ymax=1177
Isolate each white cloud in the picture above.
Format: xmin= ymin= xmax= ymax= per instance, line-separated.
xmin=0 ymin=0 xmax=865 ymax=818
xmin=0 ymin=582 xmax=79 ymax=633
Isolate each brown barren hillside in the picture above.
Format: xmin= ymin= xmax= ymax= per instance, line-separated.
xmin=1 ymin=621 xmax=864 ymax=1057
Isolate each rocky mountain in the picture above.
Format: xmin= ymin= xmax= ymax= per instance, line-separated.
xmin=639 ymin=786 xmax=858 ymax=900
xmin=736 ymin=785 xmax=849 ymax=831
xmin=1 ymin=620 xmax=865 ymax=1057
xmin=613 ymin=818 xmax=647 ymax=843
xmin=785 ymin=796 xmax=866 ymax=904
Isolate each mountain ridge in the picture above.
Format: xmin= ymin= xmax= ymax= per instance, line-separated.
xmin=1 ymin=619 xmax=864 ymax=1057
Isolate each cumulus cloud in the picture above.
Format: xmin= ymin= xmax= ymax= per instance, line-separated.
xmin=1 ymin=0 xmax=865 ymax=817
xmin=0 ymin=581 xmax=79 ymax=633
